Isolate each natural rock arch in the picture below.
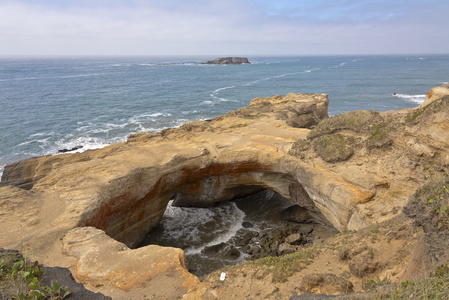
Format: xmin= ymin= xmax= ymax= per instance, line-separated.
xmin=2 ymin=87 xmax=448 ymax=298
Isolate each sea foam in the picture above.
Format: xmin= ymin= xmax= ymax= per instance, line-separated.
xmin=393 ymin=94 xmax=427 ymax=104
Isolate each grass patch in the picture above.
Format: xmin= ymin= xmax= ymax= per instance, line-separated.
xmin=366 ymin=121 xmax=394 ymax=149
xmin=357 ymin=265 xmax=449 ymax=299
xmin=312 ymin=134 xmax=356 ymax=163
xmin=0 ymin=251 xmax=71 ymax=300
xmin=406 ymin=95 xmax=449 ymax=123
xmin=309 ymin=110 xmax=383 ymax=139
xmin=411 ymin=172 xmax=449 ymax=232
xmin=245 ymin=249 xmax=316 ymax=283
xmin=229 ymin=123 xmax=248 ymax=129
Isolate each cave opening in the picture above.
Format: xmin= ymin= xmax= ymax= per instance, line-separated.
xmin=138 ymin=188 xmax=338 ymax=277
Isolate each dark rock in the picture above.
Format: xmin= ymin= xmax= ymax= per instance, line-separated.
xmin=206 ymin=57 xmax=250 ymax=65
xmin=242 ymin=221 xmax=253 ymax=228
xmin=41 ymin=266 xmax=112 ymax=300
xmin=281 ymin=205 xmax=315 ymax=223
xmin=299 ymin=224 xmax=315 ymax=235
xmin=235 ymin=232 xmax=255 ymax=246
xmin=223 ymin=246 xmax=241 ymax=260
xmin=203 ymin=243 xmax=227 ymax=255
xmin=58 ymin=146 xmax=83 ymax=153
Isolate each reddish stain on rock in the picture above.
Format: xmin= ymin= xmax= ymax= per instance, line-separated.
xmin=84 ymin=162 xmax=271 ymax=242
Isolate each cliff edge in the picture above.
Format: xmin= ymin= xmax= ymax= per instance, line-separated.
xmin=1 ymin=84 xmax=449 ymax=299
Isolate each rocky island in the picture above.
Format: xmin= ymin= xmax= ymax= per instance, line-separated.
xmin=1 ymin=83 xmax=449 ymax=299
xmin=206 ymin=57 xmax=250 ymax=64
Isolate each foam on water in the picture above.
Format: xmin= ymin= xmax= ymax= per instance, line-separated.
xmin=393 ymin=93 xmax=427 ymax=104
xmin=140 ymin=190 xmax=296 ymax=276
xmin=145 ymin=200 xmax=245 ymax=253
xmin=1 ymin=55 xmax=448 ymax=181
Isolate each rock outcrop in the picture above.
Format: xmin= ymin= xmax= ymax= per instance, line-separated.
xmin=206 ymin=57 xmax=250 ymax=64
xmin=1 ymin=84 xmax=449 ymax=299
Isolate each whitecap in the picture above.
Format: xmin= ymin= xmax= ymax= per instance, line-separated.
xmin=52 ymin=136 xmax=122 ymax=155
xmin=183 ymin=202 xmax=245 ymax=255
xmin=393 ymin=93 xmax=427 ymax=104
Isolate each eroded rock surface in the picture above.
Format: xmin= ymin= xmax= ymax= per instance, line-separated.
xmin=1 ymin=84 xmax=449 ymax=299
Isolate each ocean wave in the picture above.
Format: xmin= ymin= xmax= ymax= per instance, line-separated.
xmin=393 ymin=93 xmax=427 ymax=104
xmin=0 ymin=73 xmax=103 ymax=82
xmin=210 ymin=86 xmax=239 ymax=102
xmin=0 ymin=165 xmax=4 ymax=181
xmin=53 ymin=136 xmax=119 ymax=155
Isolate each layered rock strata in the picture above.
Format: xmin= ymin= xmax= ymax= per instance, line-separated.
xmin=1 ymin=84 xmax=449 ymax=298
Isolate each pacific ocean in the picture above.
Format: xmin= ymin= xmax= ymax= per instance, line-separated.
xmin=1 ymin=55 xmax=448 ymax=178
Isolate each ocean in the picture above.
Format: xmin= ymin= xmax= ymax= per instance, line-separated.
xmin=1 ymin=54 xmax=448 ymax=275
xmin=1 ymin=55 xmax=448 ymax=179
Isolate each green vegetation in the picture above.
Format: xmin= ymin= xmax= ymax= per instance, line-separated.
xmin=412 ymin=172 xmax=449 ymax=232
xmin=405 ymin=103 xmax=433 ymax=123
xmin=309 ymin=110 xmax=383 ymax=138
xmin=0 ymin=251 xmax=71 ymax=300
xmin=366 ymin=121 xmax=394 ymax=149
xmin=245 ymin=248 xmax=315 ymax=282
xmin=406 ymin=95 xmax=449 ymax=123
xmin=312 ymin=134 xmax=356 ymax=163
xmin=229 ymin=123 xmax=248 ymax=129
xmin=356 ymin=265 xmax=449 ymax=299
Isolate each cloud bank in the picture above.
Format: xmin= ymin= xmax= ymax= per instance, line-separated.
xmin=0 ymin=0 xmax=448 ymax=56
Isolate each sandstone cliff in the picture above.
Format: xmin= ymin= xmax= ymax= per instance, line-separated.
xmin=1 ymin=84 xmax=449 ymax=299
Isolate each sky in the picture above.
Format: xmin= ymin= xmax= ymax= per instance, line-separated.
xmin=0 ymin=0 xmax=448 ymax=56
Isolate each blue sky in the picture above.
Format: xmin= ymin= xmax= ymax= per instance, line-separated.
xmin=1 ymin=0 xmax=448 ymax=56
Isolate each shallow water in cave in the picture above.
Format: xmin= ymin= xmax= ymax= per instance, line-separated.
xmin=139 ymin=190 xmax=337 ymax=277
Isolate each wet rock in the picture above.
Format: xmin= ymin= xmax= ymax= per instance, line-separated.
xmin=300 ymin=273 xmax=354 ymax=295
xmin=58 ymin=146 xmax=83 ymax=153
xmin=224 ymin=246 xmax=241 ymax=260
xmin=242 ymin=221 xmax=253 ymax=228
xmin=203 ymin=243 xmax=227 ymax=255
xmin=235 ymin=232 xmax=255 ymax=246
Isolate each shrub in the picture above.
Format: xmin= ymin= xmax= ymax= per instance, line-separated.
xmin=312 ymin=134 xmax=356 ymax=163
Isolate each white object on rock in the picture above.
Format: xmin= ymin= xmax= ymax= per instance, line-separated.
xmin=220 ymin=272 xmax=226 ymax=281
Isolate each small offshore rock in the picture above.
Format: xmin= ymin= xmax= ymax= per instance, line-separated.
xmin=206 ymin=57 xmax=250 ymax=64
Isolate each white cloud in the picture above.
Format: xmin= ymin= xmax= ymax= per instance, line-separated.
xmin=0 ymin=0 xmax=448 ymax=55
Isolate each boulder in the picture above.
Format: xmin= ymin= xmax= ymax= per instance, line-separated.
xmin=62 ymin=227 xmax=199 ymax=298
xmin=278 ymin=243 xmax=296 ymax=255
xmin=285 ymin=233 xmax=302 ymax=245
